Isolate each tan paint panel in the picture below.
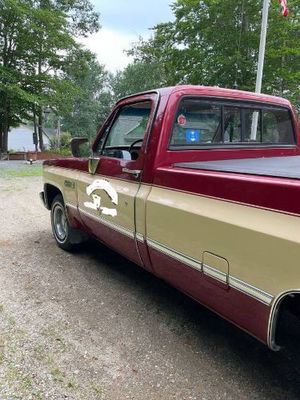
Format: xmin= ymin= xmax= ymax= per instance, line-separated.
xmin=146 ymin=186 xmax=300 ymax=297
xmin=76 ymin=171 xmax=139 ymax=232
xmin=135 ymin=184 xmax=152 ymax=239
xmin=43 ymin=166 xmax=149 ymax=238
xmin=43 ymin=166 xmax=78 ymax=206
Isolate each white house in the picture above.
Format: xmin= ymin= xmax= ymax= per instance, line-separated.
xmin=8 ymin=125 xmax=50 ymax=151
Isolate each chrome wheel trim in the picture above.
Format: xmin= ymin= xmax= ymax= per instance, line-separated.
xmin=53 ymin=203 xmax=68 ymax=242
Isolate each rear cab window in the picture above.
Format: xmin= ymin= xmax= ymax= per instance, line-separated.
xmin=169 ymin=98 xmax=295 ymax=148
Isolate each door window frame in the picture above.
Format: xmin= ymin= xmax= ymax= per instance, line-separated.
xmin=92 ymin=92 xmax=160 ymax=161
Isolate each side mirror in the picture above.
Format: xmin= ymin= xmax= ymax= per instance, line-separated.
xmin=70 ymin=137 xmax=90 ymax=157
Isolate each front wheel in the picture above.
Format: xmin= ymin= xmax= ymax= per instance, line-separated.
xmin=51 ymin=194 xmax=87 ymax=251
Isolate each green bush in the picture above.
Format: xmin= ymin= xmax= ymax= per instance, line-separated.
xmin=49 ymin=132 xmax=72 ymax=155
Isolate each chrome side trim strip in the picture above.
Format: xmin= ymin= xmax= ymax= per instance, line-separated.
xmin=147 ymin=238 xmax=273 ymax=306
xmin=203 ymin=263 xmax=228 ymax=284
xmin=136 ymin=233 xmax=144 ymax=243
xmin=147 ymin=238 xmax=202 ymax=271
xmin=79 ymin=207 xmax=134 ymax=239
xmin=229 ymin=276 xmax=274 ymax=305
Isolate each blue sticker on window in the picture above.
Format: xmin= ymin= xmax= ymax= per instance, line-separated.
xmin=185 ymin=129 xmax=201 ymax=144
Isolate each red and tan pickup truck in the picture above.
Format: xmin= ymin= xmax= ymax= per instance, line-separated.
xmin=40 ymin=85 xmax=300 ymax=351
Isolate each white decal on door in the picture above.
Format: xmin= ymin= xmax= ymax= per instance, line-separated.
xmin=84 ymin=179 xmax=118 ymax=217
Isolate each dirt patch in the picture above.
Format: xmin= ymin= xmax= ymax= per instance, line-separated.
xmin=1 ymin=166 xmax=300 ymax=399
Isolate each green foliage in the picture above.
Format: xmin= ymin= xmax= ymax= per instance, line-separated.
xmin=49 ymin=131 xmax=71 ymax=154
xmin=61 ymin=49 xmax=114 ymax=141
xmin=111 ymin=61 xmax=167 ymax=99
xmin=129 ymin=0 xmax=300 ymax=110
xmin=0 ymin=0 xmax=100 ymax=151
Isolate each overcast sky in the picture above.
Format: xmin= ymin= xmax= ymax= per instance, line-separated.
xmin=81 ymin=0 xmax=174 ymax=72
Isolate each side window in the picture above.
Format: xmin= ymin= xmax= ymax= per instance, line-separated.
xmin=96 ymin=101 xmax=152 ymax=159
xmin=170 ymin=98 xmax=294 ymax=147
xmin=263 ymin=109 xmax=294 ymax=144
xmin=224 ymin=107 xmax=241 ymax=143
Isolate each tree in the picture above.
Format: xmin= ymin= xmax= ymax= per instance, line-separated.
xmin=62 ymin=49 xmax=113 ymax=141
xmin=111 ymin=61 xmax=167 ymax=99
xmin=30 ymin=0 xmax=100 ymax=150
xmin=0 ymin=0 xmax=100 ymax=152
xmin=129 ymin=0 xmax=300 ymax=110
xmin=0 ymin=0 xmax=39 ymax=152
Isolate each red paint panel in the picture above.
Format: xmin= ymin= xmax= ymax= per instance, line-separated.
xmin=170 ymin=86 xmax=291 ymax=107
xmin=66 ymin=205 xmax=84 ymax=230
xmin=80 ymin=213 xmax=142 ymax=267
xmin=149 ymin=246 xmax=270 ymax=344
xmin=43 ymin=158 xmax=89 ymax=172
xmin=136 ymin=241 xmax=155 ymax=274
xmin=154 ymin=166 xmax=300 ymax=216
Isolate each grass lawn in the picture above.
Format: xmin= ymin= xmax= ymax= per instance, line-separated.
xmin=0 ymin=164 xmax=42 ymax=178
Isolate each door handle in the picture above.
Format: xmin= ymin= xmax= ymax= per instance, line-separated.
xmin=122 ymin=168 xmax=141 ymax=179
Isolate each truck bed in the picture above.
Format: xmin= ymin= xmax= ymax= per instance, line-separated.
xmin=176 ymin=155 xmax=300 ymax=180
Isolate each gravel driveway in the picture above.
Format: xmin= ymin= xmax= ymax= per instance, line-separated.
xmin=0 ymin=161 xmax=300 ymax=400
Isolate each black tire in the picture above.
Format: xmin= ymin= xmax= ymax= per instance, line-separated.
xmin=50 ymin=194 xmax=87 ymax=251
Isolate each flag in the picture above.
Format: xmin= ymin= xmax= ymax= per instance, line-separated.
xmin=279 ymin=0 xmax=289 ymax=17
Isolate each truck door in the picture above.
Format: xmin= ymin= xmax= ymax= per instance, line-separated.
xmin=77 ymin=94 xmax=157 ymax=266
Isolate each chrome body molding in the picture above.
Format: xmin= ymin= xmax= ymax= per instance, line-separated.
xmin=70 ymin=205 xmax=144 ymax=243
xmin=203 ymin=263 xmax=228 ymax=284
xmin=147 ymin=238 xmax=274 ymax=306
xmin=147 ymin=238 xmax=201 ymax=271
xmin=135 ymin=233 xmax=144 ymax=243
xmin=228 ymin=276 xmax=273 ymax=306
xmin=79 ymin=207 xmax=134 ymax=239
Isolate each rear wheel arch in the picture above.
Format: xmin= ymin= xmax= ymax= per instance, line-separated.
xmin=268 ymin=290 xmax=300 ymax=351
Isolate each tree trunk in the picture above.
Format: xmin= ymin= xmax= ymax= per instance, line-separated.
xmin=0 ymin=94 xmax=10 ymax=153
xmin=0 ymin=127 xmax=9 ymax=153
xmin=0 ymin=107 xmax=9 ymax=153
xmin=0 ymin=130 xmax=3 ymax=153
xmin=38 ymin=108 xmax=44 ymax=151
xmin=3 ymin=128 xmax=8 ymax=152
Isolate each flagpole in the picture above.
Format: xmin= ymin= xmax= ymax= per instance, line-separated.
xmin=251 ymin=0 xmax=270 ymax=139
xmin=255 ymin=0 xmax=270 ymax=93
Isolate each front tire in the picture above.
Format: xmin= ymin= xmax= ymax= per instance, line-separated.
xmin=51 ymin=194 xmax=86 ymax=251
